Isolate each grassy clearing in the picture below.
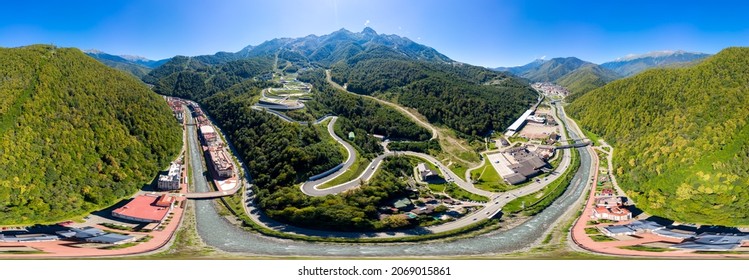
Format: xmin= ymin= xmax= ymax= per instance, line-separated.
xmin=447 ymin=162 xmax=469 ymax=180
xmin=471 ymin=158 xmax=515 ymax=192
xmin=318 ymin=149 xmax=369 ymax=189
xmin=618 ymin=245 xmax=676 ymax=252
xmin=584 ymin=227 xmax=600 ymax=235
xmin=427 ymin=182 xmax=447 ymax=193
xmin=589 ymin=235 xmax=616 ymax=242
xmin=580 ymin=126 xmax=601 ymax=146
xmin=445 ymin=183 xmax=489 ymax=203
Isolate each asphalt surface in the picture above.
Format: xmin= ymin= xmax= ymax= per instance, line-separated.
xmin=299 ymin=117 xmax=358 ymax=195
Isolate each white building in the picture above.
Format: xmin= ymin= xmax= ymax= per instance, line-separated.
xmin=505 ymin=109 xmax=533 ymax=136
xmin=157 ymin=162 xmax=181 ymax=190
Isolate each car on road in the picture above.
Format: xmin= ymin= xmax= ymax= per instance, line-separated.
xmin=495 ymin=201 xmax=499 ymax=204
xmin=486 ymin=211 xmax=490 ymax=214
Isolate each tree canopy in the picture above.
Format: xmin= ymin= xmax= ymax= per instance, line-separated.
xmin=568 ymin=47 xmax=749 ymax=225
xmin=0 ymin=45 xmax=182 ymax=224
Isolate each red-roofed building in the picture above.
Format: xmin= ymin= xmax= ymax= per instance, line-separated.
xmin=155 ymin=195 xmax=175 ymax=207
xmin=600 ymin=188 xmax=615 ymax=196
xmin=592 ymin=206 xmax=632 ymax=221
xmin=112 ymin=194 xmax=173 ymax=223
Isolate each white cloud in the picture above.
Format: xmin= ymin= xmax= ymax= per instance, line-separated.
xmin=417 ymin=37 xmax=421 ymax=40
xmin=364 ymin=20 xmax=370 ymax=26
xmin=398 ymin=26 xmax=402 ymax=30
xmin=540 ymin=55 xmax=546 ymax=59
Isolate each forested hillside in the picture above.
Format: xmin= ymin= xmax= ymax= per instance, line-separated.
xmin=85 ymin=50 xmax=168 ymax=78
xmin=0 ymin=45 xmax=182 ymax=224
xmin=143 ymin=56 xmax=274 ymax=100
xmin=330 ymin=58 xmax=537 ymax=136
xmin=567 ymin=47 xmax=749 ymax=225
xmin=600 ymin=51 xmax=710 ymax=77
xmin=557 ymin=65 xmax=620 ymax=102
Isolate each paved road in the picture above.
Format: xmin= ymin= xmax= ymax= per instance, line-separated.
xmin=325 ymin=70 xmax=437 ymax=141
xmin=299 ymin=117 xmax=358 ymax=195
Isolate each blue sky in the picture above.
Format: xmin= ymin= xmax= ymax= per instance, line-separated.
xmin=1 ymin=0 xmax=748 ymax=67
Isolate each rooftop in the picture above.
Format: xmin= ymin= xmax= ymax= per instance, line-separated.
xmin=200 ymin=125 xmax=216 ymax=134
xmin=209 ymin=147 xmax=233 ymax=171
xmin=627 ymin=220 xmax=665 ymax=231
xmin=507 ymin=110 xmax=533 ymax=131
xmin=86 ymin=233 xmax=136 ymax=244
xmin=112 ymin=195 xmax=171 ymax=223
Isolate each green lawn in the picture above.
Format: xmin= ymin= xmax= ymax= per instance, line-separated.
xmin=448 ymin=162 xmax=469 ymax=181
xmin=618 ymin=245 xmax=676 ymax=252
xmin=318 ymin=150 xmax=370 ymax=189
xmin=445 ymin=183 xmax=489 ymax=203
xmin=589 ymin=235 xmax=616 ymax=242
xmin=584 ymin=227 xmax=601 ymax=235
xmin=427 ymin=182 xmax=447 ymax=193
xmin=471 ymin=158 xmax=515 ymax=192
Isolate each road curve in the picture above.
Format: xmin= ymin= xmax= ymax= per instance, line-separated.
xmin=298 ymin=117 xmax=359 ymax=195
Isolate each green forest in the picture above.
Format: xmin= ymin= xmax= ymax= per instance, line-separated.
xmin=567 ymin=47 xmax=749 ymax=225
xmin=147 ymin=56 xmax=437 ymax=230
xmin=0 ymin=45 xmax=182 ymax=224
xmin=329 ymin=58 xmax=537 ymax=137
xmin=199 ymin=85 xmax=423 ymax=230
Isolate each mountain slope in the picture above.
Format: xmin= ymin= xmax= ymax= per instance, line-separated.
xmin=85 ymin=50 xmax=168 ymax=78
xmin=147 ymin=28 xmax=537 ymax=137
xmin=600 ymin=50 xmax=710 ymax=77
xmin=503 ymin=57 xmax=596 ymax=83
xmin=557 ymin=64 xmax=620 ymax=102
xmin=0 ymin=45 xmax=182 ymax=224
xmin=494 ymin=59 xmax=546 ymax=75
xmin=567 ymin=47 xmax=749 ymax=225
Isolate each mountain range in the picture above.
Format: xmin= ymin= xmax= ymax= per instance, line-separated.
xmin=495 ymin=51 xmax=709 ymax=100
xmin=85 ymin=49 xmax=169 ymax=78
xmin=144 ymin=27 xmax=537 ymax=137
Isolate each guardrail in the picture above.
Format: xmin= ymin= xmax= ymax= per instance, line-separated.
xmin=308 ymin=163 xmax=344 ymax=181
